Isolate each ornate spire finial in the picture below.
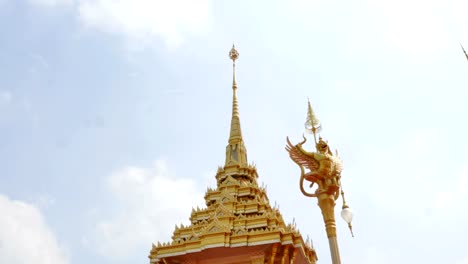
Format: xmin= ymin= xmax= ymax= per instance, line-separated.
xmin=229 ymin=44 xmax=239 ymax=88
xmin=229 ymin=44 xmax=239 ymax=62
xmin=225 ymin=44 xmax=247 ymax=167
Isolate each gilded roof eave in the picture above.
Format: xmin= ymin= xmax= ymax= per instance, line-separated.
xmin=149 ymin=167 xmax=317 ymax=264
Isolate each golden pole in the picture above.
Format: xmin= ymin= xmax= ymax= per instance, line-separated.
xmin=317 ymin=193 xmax=341 ymax=264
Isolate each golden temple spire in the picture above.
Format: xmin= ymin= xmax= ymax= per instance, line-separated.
xmin=225 ymin=45 xmax=248 ymax=167
xmin=149 ymin=46 xmax=318 ymax=264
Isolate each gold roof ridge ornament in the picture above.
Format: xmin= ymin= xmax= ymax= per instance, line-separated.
xmin=286 ymin=100 xmax=354 ymax=264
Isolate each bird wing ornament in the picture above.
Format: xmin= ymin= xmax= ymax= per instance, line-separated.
xmin=286 ymin=135 xmax=321 ymax=197
xmin=286 ymin=135 xmax=342 ymax=199
xmin=286 ymin=135 xmax=320 ymax=173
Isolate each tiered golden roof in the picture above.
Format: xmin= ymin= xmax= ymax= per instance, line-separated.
xmin=149 ymin=45 xmax=317 ymax=264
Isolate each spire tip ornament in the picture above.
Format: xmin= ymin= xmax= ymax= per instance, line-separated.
xmin=229 ymin=44 xmax=239 ymax=88
xmin=229 ymin=44 xmax=239 ymax=62
xmin=225 ymin=44 xmax=247 ymax=167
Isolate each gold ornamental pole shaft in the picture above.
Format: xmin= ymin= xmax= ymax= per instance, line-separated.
xmin=287 ymin=101 xmax=353 ymax=264
xmin=317 ymin=193 xmax=341 ymax=264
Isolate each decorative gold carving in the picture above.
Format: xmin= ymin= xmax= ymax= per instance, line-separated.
xmin=149 ymin=153 xmax=318 ymax=263
xmin=229 ymin=44 xmax=239 ymax=62
xmin=287 ymin=100 xmax=342 ymax=199
xmin=286 ymin=101 xmax=353 ymax=264
xmin=285 ymin=104 xmax=342 ymax=238
xmin=286 ymin=135 xmax=342 ymax=199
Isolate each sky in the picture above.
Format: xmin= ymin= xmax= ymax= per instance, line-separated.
xmin=1 ymin=0 xmax=468 ymax=263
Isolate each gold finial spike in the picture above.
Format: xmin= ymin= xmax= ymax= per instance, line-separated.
xmin=305 ymin=99 xmax=322 ymax=144
xmin=228 ymin=44 xmax=241 ymax=140
xmin=229 ymin=44 xmax=239 ymax=87
xmin=225 ymin=44 xmax=247 ymax=167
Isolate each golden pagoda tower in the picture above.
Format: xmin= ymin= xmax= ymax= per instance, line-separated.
xmin=148 ymin=46 xmax=318 ymax=264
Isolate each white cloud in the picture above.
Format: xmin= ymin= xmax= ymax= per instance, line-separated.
xmin=29 ymin=0 xmax=73 ymax=7
xmin=351 ymin=130 xmax=450 ymax=218
xmin=433 ymin=167 xmax=468 ymax=210
xmin=29 ymin=0 xmax=213 ymax=48
xmin=368 ymin=0 xmax=468 ymax=61
xmin=77 ymin=0 xmax=212 ymax=48
xmin=0 ymin=90 xmax=12 ymax=106
xmin=361 ymin=246 xmax=392 ymax=264
xmin=34 ymin=194 xmax=57 ymax=209
xmin=0 ymin=195 xmax=68 ymax=264
xmin=88 ymin=159 xmax=205 ymax=259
